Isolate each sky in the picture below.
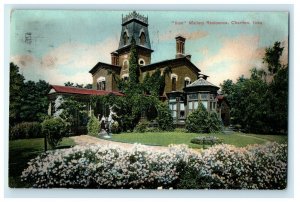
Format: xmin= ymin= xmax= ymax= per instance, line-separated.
xmin=10 ymin=10 xmax=289 ymax=86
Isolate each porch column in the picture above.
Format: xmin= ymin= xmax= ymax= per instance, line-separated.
xmin=48 ymin=101 xmax=52 ymax=116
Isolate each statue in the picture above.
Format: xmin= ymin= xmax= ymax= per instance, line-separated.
xmin=100 ymin=105 xmax=118 ymax=139
xmin=107 ymin=105 xmax=118 ymax=136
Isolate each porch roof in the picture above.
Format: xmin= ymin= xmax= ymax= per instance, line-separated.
xmin=50 ymin=85 xmax=124 ymax=96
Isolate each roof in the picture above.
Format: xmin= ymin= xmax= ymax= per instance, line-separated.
xmin=141 ymin=56 xmax=201 ymax=75
xmin=186 ymin=77 xmax=219 ymax=88
xmin=89 ymin=62 xmax=121 ymax=75
xmin=50 ymin=85 xmax=124 ymax=96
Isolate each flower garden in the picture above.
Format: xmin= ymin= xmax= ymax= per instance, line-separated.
xmin=20 ymin=142 xmax=287 ymax=189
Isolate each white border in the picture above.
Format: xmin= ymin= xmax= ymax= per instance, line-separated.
xmin=1 ymin=1 xmax=297 ymax=201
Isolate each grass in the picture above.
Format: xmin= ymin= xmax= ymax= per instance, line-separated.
xmin=111 ymin=131 xmax=288 ymax=149
xmin=9 ymin=137 xmax=75 ymax=188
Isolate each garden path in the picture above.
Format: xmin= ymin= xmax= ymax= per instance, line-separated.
xmin=70 ymin=135 xmax=170 ymax=152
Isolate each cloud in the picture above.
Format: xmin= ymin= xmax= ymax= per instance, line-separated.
xmin=10 ymin=37 xmax=118 ymax=85
xmin=197 ymin=35 xmax=266 ymax=86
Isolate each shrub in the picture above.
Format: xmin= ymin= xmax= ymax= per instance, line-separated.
xmin=10 ymin=122 xmax=42 ymax=140
xmin=21 ymin=144 xmax=194 ymax=188
xmin=133 ymin=120 xmax=149 ymax=133
xmin=21 ymin=142 xmax=287 ymax=189
xmin=156 ymin=102 xmax=174 ymax=131
xmin=111 ymin=121 xmax=120 ymax=134
xmin=190 ymin=136 xmax=223 ymax=148
xmin=87 ymin=114 xmax=99 ymax=137
xmin=41 ymin=118 xmax=67 ymax=149
xmin=186 ymin=104 xmax=222 ymax=133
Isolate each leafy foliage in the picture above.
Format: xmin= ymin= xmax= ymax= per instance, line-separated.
xmin=64 ymin=81 xmax=92 ymax=89
xmin=9 ymin=63 xmax=25 ymax=125
xmin=220 ymin=41 xmax=288 ymax=134
xmin=143 ymin=68 xmax=166 ymax=96
xmin=155 ymin=102 xmax=174 ymax=131
xmin=10 ymin=122 xmax=42 ymax=140
xmin=190 ymin=136 xmax=223 ymax=148
xmin=186 ymin=104 xmax=222 ymax=133
xmin=21 ymin=142 xmax=287 ymax=189
xmin=56 ymin=97 xmax=89 ymax=135
xmin=41 ymin=118 xmax=67 ymax=148
xmin=9 ymin=63 xmax=50 ymax=126
xmin=87 ymin=114 xmax=100 ymax=137
xmin=134 ymin=120 xmax=150 ymax=133
xmin=128 ymin=38 xmax=140 ymax=89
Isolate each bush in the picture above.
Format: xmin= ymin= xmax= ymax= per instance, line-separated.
xmin=41 ymin=118 xmax=67 ymax=149
xmin=21 ymin=142 xmax=287 ymax=189
xmin=111 ymin=121 xmax=121 ymax=134
xmin=156 ymin=102 xmax=174 ymax=131
xmin=10 ymin=122 xmax=42 ymax=140
xmin=186 ymin=104 xmax=222 ymax=133
xmin=133 ymin=120 xmax=149 ymax=133
xmin=191 ymin=136 xmax=223 ymax=148
xmin=87 ymin=114 xmax=100 ymax=137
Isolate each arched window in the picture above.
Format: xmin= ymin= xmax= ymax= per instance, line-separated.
xmin=97 ymin=77 xmax=106 ymax=90
xmin=123 ymin=32 xmax=129 ymax=45
xmin=171 ymin=73 xmax=178 ymax=91
xmin=184 ymin=77 xmax=191 ymax=87
xmin=140 ymin=32 xmax=146 ymax=45
xmin=123 ymin=60 xmax=129 ymax=69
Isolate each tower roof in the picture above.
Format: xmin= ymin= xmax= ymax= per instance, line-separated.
xmin=116 ymin=11 xmax=152 ymax=52
xmin=122 ymin=11 xmax=148 ymax=26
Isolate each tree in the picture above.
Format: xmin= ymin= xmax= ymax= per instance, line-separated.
xmin=56 ymin=97 xmax=89 ymax=135
xmin=9 ymin=63 xmax=25 ymax=125
xmin=263 ymin=41 xmax=284 ymax=75
xmin=20 ymin=80 xmax=50 ymax=122
xmin=64 ymin=82 xmax=92 ymax=89
xmin=220 ymin=41 xmax=288 ymax=134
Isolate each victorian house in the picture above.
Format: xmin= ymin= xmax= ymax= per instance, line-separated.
xmin=48 ymin=11 xmax=230 ymax=128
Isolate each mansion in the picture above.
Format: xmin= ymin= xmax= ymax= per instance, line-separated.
xmin=49 ymin=11 xmax=230 ymax=127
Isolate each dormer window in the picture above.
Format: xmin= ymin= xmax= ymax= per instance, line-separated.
xmin=171 ymin=73 xmax=178 ymax=91
xmin=97 ymin=77 xmax=106 ymax=90
xmin=184 ymin=77 xmax=191 ymax=87
xmin=123 ymin=32 xmax=129 ymax=45
xmin=123 ymin=60 xmax=129 ymax=69
xmin=140 ymin=32 xmax=146 ymax=45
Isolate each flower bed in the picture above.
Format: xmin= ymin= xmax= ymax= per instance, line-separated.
xmin=21 ymin=142 xmax=287 ymax=189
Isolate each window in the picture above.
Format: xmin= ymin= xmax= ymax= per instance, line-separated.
xmin=140 ymin=32 xmax=146 ymax=45
xmin=169 ymin=103 xmax=177 ymax=118
xmin=97 ymin=77 xmax=106 ymax=90
xmin=123 ymin=32 xmax=129 ymax=45
xmin=172 ymin=77 xmax=176 ymax=91
xmin=123 ymin=60 xmax=129 ymax=69
xmin=188 ymin=93 xmax=198 ymax=100
xmin=179 ymin=103 xmax=185 ymax=118
xmin=138 ymin=58 xmax=145 ymax=66
xmin=201 ymin=101 xmax=208 ymax=109
xmin=184 ymin=77 xmax=191 ymax=87
xmin=201 ymin=93 xmax=208 ymax=100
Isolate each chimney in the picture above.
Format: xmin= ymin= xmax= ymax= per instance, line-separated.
xmin=111 ymin=52 xmax=119 ymax=66
xmin=175 ymin=35 xmax=186 ymax=58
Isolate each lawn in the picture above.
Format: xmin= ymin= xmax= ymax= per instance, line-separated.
xmin=111 ymin=131 xmax=288 ymax=148
xmin=9 ymin=137 xmax=75 ymax=188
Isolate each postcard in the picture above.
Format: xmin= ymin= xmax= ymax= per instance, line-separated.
xmin=9 ymin=9 xmax=289 ymax=190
